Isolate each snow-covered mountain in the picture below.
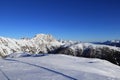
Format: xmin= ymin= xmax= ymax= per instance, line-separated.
xmin=57 ymin=39 xmax=120 ymax=66
xmin=94 ymin=40 xmax=120 ymax=47
xmin=0 ymin=34 xmax=61 ymax=57
xmin=0 ymin=34 xmax=120 ymax=66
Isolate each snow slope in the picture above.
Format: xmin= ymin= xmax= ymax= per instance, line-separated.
xmin=0 ymin=54 xmax=120 ymax=80
xmin=61 ymin=41 xmax=120 ymax=51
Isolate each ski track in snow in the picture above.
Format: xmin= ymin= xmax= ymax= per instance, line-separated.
xmin=0 ymin=54 xmax=120 ymax=80
xmin=3 ymin=58 xmax=77 ymax=80
xmin=0 ymin=68 xmax=10 ymax=80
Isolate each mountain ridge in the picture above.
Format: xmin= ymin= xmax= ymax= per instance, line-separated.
xmin=0 ymin=34 xmax=61 ymax=57
xmin=0 ymin=34 xmax=120 ymax=66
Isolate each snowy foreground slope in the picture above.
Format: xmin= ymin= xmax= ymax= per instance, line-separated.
xmin=0 ymin=54 xmax=120 ymax=80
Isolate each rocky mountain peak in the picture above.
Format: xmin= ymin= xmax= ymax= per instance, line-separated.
xmin=33 ymin=34 xmax=56 ymax=42
xmin=0 ymin=34 xmax=61 ymax=57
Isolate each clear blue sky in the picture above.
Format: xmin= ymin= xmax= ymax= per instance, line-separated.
xmin=0 ymin=0 xmax=120 ymax=41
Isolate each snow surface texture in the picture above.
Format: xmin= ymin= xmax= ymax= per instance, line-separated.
xmin=0 ymin=54 xmax=120 ymax=80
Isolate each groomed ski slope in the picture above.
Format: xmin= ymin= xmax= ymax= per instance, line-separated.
xmin=0 ymin=54 xmax=120 ymax=80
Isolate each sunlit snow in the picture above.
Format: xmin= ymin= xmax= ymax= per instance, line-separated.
xmin=0 ymin=54 xmax=120 ymax=80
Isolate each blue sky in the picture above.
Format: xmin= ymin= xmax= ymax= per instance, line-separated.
xmin=0 ymin=0 xmax=120 ymax=41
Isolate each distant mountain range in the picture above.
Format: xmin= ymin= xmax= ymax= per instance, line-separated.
xmin=0 ymin=34 xmax=120 ymax=66
xmin=94 ymin=40 xmax=120 ymax=47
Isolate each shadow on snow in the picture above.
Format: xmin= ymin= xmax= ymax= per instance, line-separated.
xmin=4 ymin=58 xmax=77 ymax=80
